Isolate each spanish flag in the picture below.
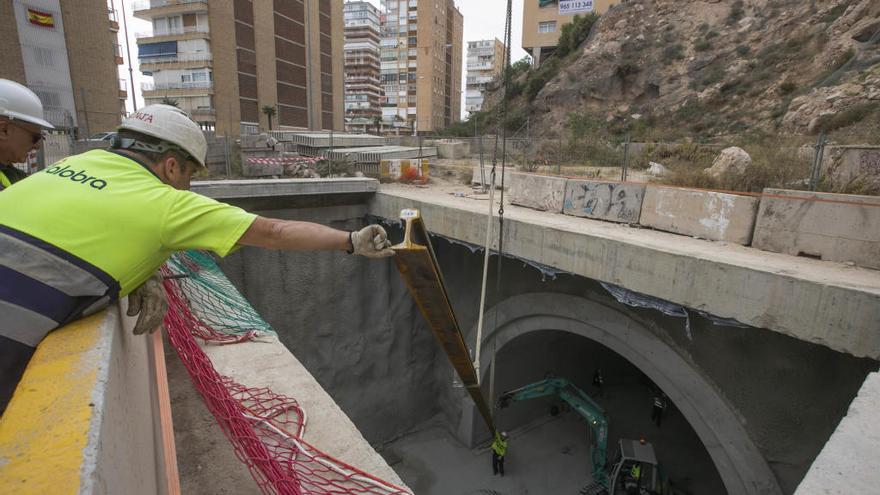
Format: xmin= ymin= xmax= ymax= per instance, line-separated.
xmin=27 ymin=8 xmax=55 ymax=28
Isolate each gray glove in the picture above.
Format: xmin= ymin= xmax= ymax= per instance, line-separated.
xmin=350 ymin=225 xmax=394 ymax=258
xmin=126 ymin=273 xmax=168 ymax=335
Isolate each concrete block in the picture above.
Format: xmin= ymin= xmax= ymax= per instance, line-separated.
xmin=472 ymin=164 xmax=512 ymax=188
xmin=242 ymin=158 xmax=283 ymax=177
xmin=640 ymin=186 xmax=760 ymax=244
xmin=436 ymin=140 xmax=470 ymax=159
xmin=510 ymin=173 xmax=567 ymax=213
xmin=380 ymin=159 xmax=430 ymax=181
xmin=752 ymin=188 xmax=880 ymax=269
xmin=563 ymin=180 xmax=645 ymax=223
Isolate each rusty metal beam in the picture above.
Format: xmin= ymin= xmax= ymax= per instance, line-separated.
xmin=391 ymin=209 xmax=496 ymax=434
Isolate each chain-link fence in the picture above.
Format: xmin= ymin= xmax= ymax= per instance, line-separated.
xmin=427 ymin=132 xmax=880 ymax=196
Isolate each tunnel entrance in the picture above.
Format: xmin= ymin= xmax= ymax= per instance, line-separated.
xmin=487 ymin=329 xmax=727 ymax=494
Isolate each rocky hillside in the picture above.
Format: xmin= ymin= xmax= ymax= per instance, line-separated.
xmin=485 ymin=0 xmax=879 ymax=142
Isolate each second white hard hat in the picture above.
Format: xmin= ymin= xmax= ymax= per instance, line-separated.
xmin=0 ymin=79 xmax=54 ymax=129
xmin=118 ymin=104 xmax=207 ymax=168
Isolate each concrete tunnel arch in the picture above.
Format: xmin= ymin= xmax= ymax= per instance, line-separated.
xmin=468 ymin=292 xmax=782 ymax=495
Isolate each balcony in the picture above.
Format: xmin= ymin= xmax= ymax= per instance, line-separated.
xmin=139 ymin=52 xmax=213 ymax=70
xmin=108 ymin=8 xmax=119 ymax=31
xmin=119 ymin=79 xmax=128 ymax=99
xmin=132 ymin=0 xmax=208 ymax=19
xmin=141 ymin=81 xmax=213 ymax=98
xmin=113 ymin=42 xmax=124 ymax=65
xmin=136 ymin=25 xmax=210 ymax=43
xmin=189 ymin=107 xmax=216 ymax=121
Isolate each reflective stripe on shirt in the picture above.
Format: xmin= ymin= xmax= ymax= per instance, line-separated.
xmin=0 ymin=225 xmax=119 ymax=347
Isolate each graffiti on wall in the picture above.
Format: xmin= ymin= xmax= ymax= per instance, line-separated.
xmin=563 ymin=181 xmax=645 ymax=223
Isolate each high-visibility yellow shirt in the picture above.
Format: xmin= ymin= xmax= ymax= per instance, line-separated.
xmin=0 ymin=149 xmax=256 ymax=296
xmin=0 ymin=170 xmax=12 ymax=189
xmin=492 ymin=433 xmax=508 ymax=456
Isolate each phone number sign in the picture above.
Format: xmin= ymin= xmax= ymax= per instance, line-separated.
xmin=559 ymin=0 xmax=593 ymax=15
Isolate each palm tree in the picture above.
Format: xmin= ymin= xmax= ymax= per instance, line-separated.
xmin=262 ymin=105 xmax=277 ymax=130
xmin=372 ymin=115 xmax=382 ymax=135
xmin=160 ymin=97 xmax=179 ymax=108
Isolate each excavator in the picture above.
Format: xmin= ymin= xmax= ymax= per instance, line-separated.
xmin=498 ymin=377 xmax=669 ymax=495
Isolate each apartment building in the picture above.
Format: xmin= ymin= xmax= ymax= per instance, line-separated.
xmin=343 ymin=1 xmax=381 ymax=133
xmin=0 ymin=0 xmax=126 ymax=136
xmin=134 ymin=0 xmax=344 ymax=136
xmin=465 ymin=38 xmax=504 ymax=116
xmin=522 ymin=0 xmax=614 ymax=65
xmin=379 ymin=0 xmax=462 ymax=134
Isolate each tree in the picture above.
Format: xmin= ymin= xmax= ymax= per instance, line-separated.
xmin=372 ymin=115 xmax=382 ymax=135
xmin=160 ymin=97 xmax=179 ymax=108
xmin=262 ymin=105 xmax=277 ymax=130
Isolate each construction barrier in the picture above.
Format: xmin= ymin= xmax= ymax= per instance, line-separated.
xmin=162 ymin=251 xmax=410 ymax=495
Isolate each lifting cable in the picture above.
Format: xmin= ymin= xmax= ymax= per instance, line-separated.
xmin=474 ymin=0 xmax=514 ymax=416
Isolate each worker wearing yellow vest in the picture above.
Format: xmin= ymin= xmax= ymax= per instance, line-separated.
xmin=492 ymin=430 xmax=509 ymax=476
xmin=0 ymin=104 xmax=394 ymax=415
xmin=0 ymin=79 xmax=54 ymax=190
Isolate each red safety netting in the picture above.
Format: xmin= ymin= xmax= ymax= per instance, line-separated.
xmin=161 ymin=255 xmax=410 ymax=495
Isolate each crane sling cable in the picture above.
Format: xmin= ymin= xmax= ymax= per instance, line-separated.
xmin=391 ymin=208 xmax=496 ymax=434
xmin=476 ymin=0 xmax=514 ymax=407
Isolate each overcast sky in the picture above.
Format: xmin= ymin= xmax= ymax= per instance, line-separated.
xmin=120 ymin=0 xmax=527 ymax=117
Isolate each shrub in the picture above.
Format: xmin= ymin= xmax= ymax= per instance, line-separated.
xmin=694 ymin=40 xmax=712 ymax=51
xmin=727 ymin=0 xmax=745 ymax=25
xmin=557 ymin=13 xmax=599 ymax=58
xmin=813 ymin=102 xmax=880 ymax=133
xmin=777 ymin=81 xmax=797 ymax=95
xmin=736 ymin=45 xmax=750 ymax=56
xmin=663 ymin=44 xmax=685 ymax=61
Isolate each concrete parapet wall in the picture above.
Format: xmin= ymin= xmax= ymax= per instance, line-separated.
xmin=563 ymin=180 xmax=645 ymax=223
xmin=510 ymin=173 xmax=567 ymax=213
xmin=752 ymin=189 xmax=880 ymax=269
xmin=640 ymin=186 xmax=760 ymax=245
xmin=0 ymin=307 xmax=168 ymax=495
xmin=471 ymin=164 xmax=512 ymax=188
xmin=370 ymin=187 xmax=880 ymax=359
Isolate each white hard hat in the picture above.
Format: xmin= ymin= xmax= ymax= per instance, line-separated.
xmin=0 ymin=79 xmax=54 ymax=129
xmin=118 ymin=104 xmax=207 ymax=168
xmin=500 ymin=431 xmax=509 ymax=439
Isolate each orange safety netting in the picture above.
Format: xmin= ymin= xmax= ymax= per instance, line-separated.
xmin=161 ymin=251 xmax=410 ymax=495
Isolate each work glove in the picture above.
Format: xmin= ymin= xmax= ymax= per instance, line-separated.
xmin=127 ymin=272 xmax=168 ymax=335
xmin=349 ymin=225 xmax=394 ymax=258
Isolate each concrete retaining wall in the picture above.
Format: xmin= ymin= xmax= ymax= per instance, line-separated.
xmin=795 ymin=372 xmax=880 ymax=495
xmin=752 ymin=189 xmax=880 ymax=269
xmin=563 ymin=180 xmax=645 ymax=223
xmin=510 ymin=173 xmax=567 ymax=213
xmin=0 ymin=307 xmax=168 ymax=495
xmin=640 ymin=186 xmax=760 ymax=244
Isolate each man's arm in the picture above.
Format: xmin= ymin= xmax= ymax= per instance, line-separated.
xmin=238 ymin=216 xmax=350 ymax=251
xmin=238 ymin=216 xmax=394 ymax=257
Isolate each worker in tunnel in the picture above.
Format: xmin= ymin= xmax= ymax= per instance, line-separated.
xmin=492 ymin=430 xmax=509 ymax=476
xmin=651 ymin=391 xmax=668 ymax=427
xmin=0 ymin=79 xmax=54 ymax=190
xmin=0 ymin=104 xmax=394 ymax=416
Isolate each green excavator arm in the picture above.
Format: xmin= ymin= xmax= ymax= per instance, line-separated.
xmin=499 ymin=377 xmax=609 ymax=488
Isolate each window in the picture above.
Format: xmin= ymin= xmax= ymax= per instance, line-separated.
xmin=538 ymin=21 xmax=556 ymax=33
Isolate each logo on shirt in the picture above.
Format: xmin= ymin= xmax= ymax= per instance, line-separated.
xmin=44 ymin=163 xmax=107 ymax=190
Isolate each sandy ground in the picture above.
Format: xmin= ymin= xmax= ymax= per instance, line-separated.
xmin=384 ymin=381 xmax=726 ymax=495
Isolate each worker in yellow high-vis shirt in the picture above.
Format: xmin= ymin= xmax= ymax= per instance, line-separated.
xmin=0 ymin=104 xmax=394 ymax=415
xmin=492 ymin=431 xmax=509 ymax=476
xmin=0 ymin=79 xmax=54 ymax=190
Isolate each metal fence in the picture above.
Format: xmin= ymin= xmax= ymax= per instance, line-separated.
xmin=426 ymin=133 xmax=879 ymax=195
